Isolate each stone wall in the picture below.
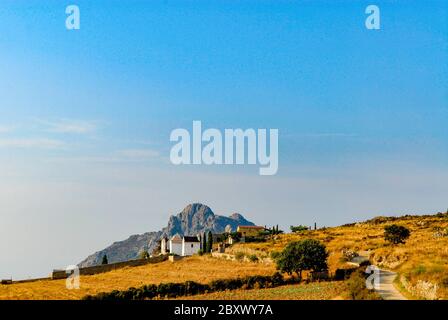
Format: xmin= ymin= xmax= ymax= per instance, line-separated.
xmin=52 ymin=255 xmax=168 ymax=280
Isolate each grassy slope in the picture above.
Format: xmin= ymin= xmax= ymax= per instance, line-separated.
xmin=0 ymin=256 xmax=275 ymax=300
xmin=228 ymin=212 xmax=448 ymax=299
xmin=2 ymin=212 xmax=446 ymax=300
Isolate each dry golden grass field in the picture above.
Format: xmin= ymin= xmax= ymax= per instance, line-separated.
xmin=0 ymin=256 xmax=275 ymax=300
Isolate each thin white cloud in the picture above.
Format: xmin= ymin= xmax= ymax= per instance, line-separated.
xmin=282 ymin=132 xmax=358 ymax=139
xmin=299 ymin=133 xmax=358 ymax=138
xmin=46 ymin=149 xmax=161 ymax=164
xmin=116 ymin=149 xmax=160 ymax=159
xmin=0 ymin=138 xmax=65 ymax=149
xmin=0 ymin=125 xmax=14 ymax=133
xmin=37 ymin=119 xmax=98 ymax=134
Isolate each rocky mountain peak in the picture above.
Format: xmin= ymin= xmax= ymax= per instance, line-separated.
xmin=78 ymin=203 xmax=255 ymax=267
xmin=229 ymin=213 xmax=244 ymax=220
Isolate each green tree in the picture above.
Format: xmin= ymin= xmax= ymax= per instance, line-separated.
xmin=139 ymin=250 xmax=150 ymax=259
xmin=101 ymin=254 xmax=108 ymax=265
xmin=206 ymin=231 xmax=213 ymax=253
xmin=202 ymin=232 xmax=207 ymax=252
xmin=290 ymin=225 xmax=309 ymax=233
xmin=384 ymin=225 xmax=410 ymax=244
xmin=276 ymin=239 xmax=328 ymax=279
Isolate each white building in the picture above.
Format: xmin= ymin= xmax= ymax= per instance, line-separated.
xmin=181 ymin=236 xmax=201 ymax=256
xmin=161 ymin=234 xmax=201 ymax=256
xmin=169 ymin=234 xmax=183 ymax=256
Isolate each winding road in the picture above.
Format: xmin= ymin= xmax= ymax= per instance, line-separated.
xmin=350 ymin=252 xmax=408 ymax=300
xmin=375 ymin=269 xmax=407 ymax=300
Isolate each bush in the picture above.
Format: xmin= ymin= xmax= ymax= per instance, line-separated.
xmin=139 ymin=250 xmax=150 ymax=259
xmin=82 ymin=273 xmax=285 ymax=300
xmin=413 ymin=265 xmax=426 ymax=275
xmin=441 ymin=277 xmax=448 ymax=288
xmin=276 ymin=239 xmax=328 ymax=279
xmin=244 ymin=236 xmax=267 ymax=243
xmin=248 ymin=254 xmax=259 ymax=262
xmin=235 ymin=252 xmax=245 ymax=261
xmin=290 ymin=225 xmax=309 ymax=233
xmin=334 ymin=267 xmax=357 ymax=280
xmin=346 ymin=269 xmax=382 ymax=300
xmin=384 ymin=225 xmax=410 ymax=244
xmin=270 ymin=251 xmax=281 ymax=261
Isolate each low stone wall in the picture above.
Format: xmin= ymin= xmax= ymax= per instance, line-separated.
xmin=13 ymin=277 xmax=51 ymax=284
xmin=52 ymin=255 xmax=168 ymax=280
xmin=212 ymin=252 xmax=236 ymax=260
xmin=211 ymin=252 xmax=272 ymax=264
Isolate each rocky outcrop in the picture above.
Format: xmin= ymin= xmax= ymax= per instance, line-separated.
xmin=78 ymin=203 xmax=254 ymax=267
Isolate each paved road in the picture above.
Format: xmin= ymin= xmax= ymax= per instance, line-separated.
xmin=376 ymin=269 xmax=407 ymax=300
xmin=350 ymin=252 xmax=408 ymax=300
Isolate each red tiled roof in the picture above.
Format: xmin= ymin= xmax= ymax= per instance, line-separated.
xmin=238 ymin=225 xmax=264 ymax=229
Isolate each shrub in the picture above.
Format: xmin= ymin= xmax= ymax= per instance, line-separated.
xmin=248 ymin=254 xmax=259 ymax=262
xmin=235 ymin=252 xmax=245 ymax=261
xmin=441 ymin=277 xmax=448 ymax=288
xmin=270 ymin=251 xmax=281 ymax=261
xmin=346 ymin=269 xmax=382 ymax=300
xmin=139 ymin=250 xmax=150 ymax=259
xmin=334 ymin=267 xmax=357 ymax=280
xmin=384 ymin=225 xmax=410 ymax=244
xmin=290 ymin=225 xmax=309 ymax=233
xmin=82 ymin=272 xmax=285 ymax=300
xmin=244 ymin=236 xmax=267 ymax=243
xmin=413 ymin=265 xmax=426 ymax=275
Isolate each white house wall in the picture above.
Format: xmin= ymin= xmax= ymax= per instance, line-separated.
xmin=182 ymin=241 xmax=201 ymax=256
xmin=169 ymin=241 xmax=183 ymax=256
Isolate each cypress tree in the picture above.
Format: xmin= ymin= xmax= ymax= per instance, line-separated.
xmin=202 ymin=232 xmax=207 ymax=252
xmin=207 ymin=231 xmax=213 ymax=253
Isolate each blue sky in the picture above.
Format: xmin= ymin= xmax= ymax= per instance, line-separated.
xmin=0 ymin=1 xmax=447 ymax=279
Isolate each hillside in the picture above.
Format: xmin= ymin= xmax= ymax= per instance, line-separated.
xmin=79 ymin=203 xmax=254 ymax=267
xmin=228 ymin=211 xmax=448 ymax=299
xmin=2 ymin=210 xmax=447 ymax=300
xmin=0 ymin=256 xmax=274 ymax=300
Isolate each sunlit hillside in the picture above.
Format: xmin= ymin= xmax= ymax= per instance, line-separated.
xmin=1 ymin=211 xmax=447 ymax=300
xmin=0 ymin=256 xmax=275 ymax=300
xmin=228 ymin=212 xmax=448 ymax=299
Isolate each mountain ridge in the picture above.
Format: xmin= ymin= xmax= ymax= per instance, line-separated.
xmin=78 ymin=203 xmax=255 ymax=267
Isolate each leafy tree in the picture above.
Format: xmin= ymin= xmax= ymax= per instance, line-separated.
xmin=101 ymin=254 xmax=108 ymax=265
xmin=139 ymin=250 xmax=150 ymax=259
xmin=276 ymin=239 xmax=328 ymax=279
xmin=384 ymin=225 xmax=410 ymax=244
